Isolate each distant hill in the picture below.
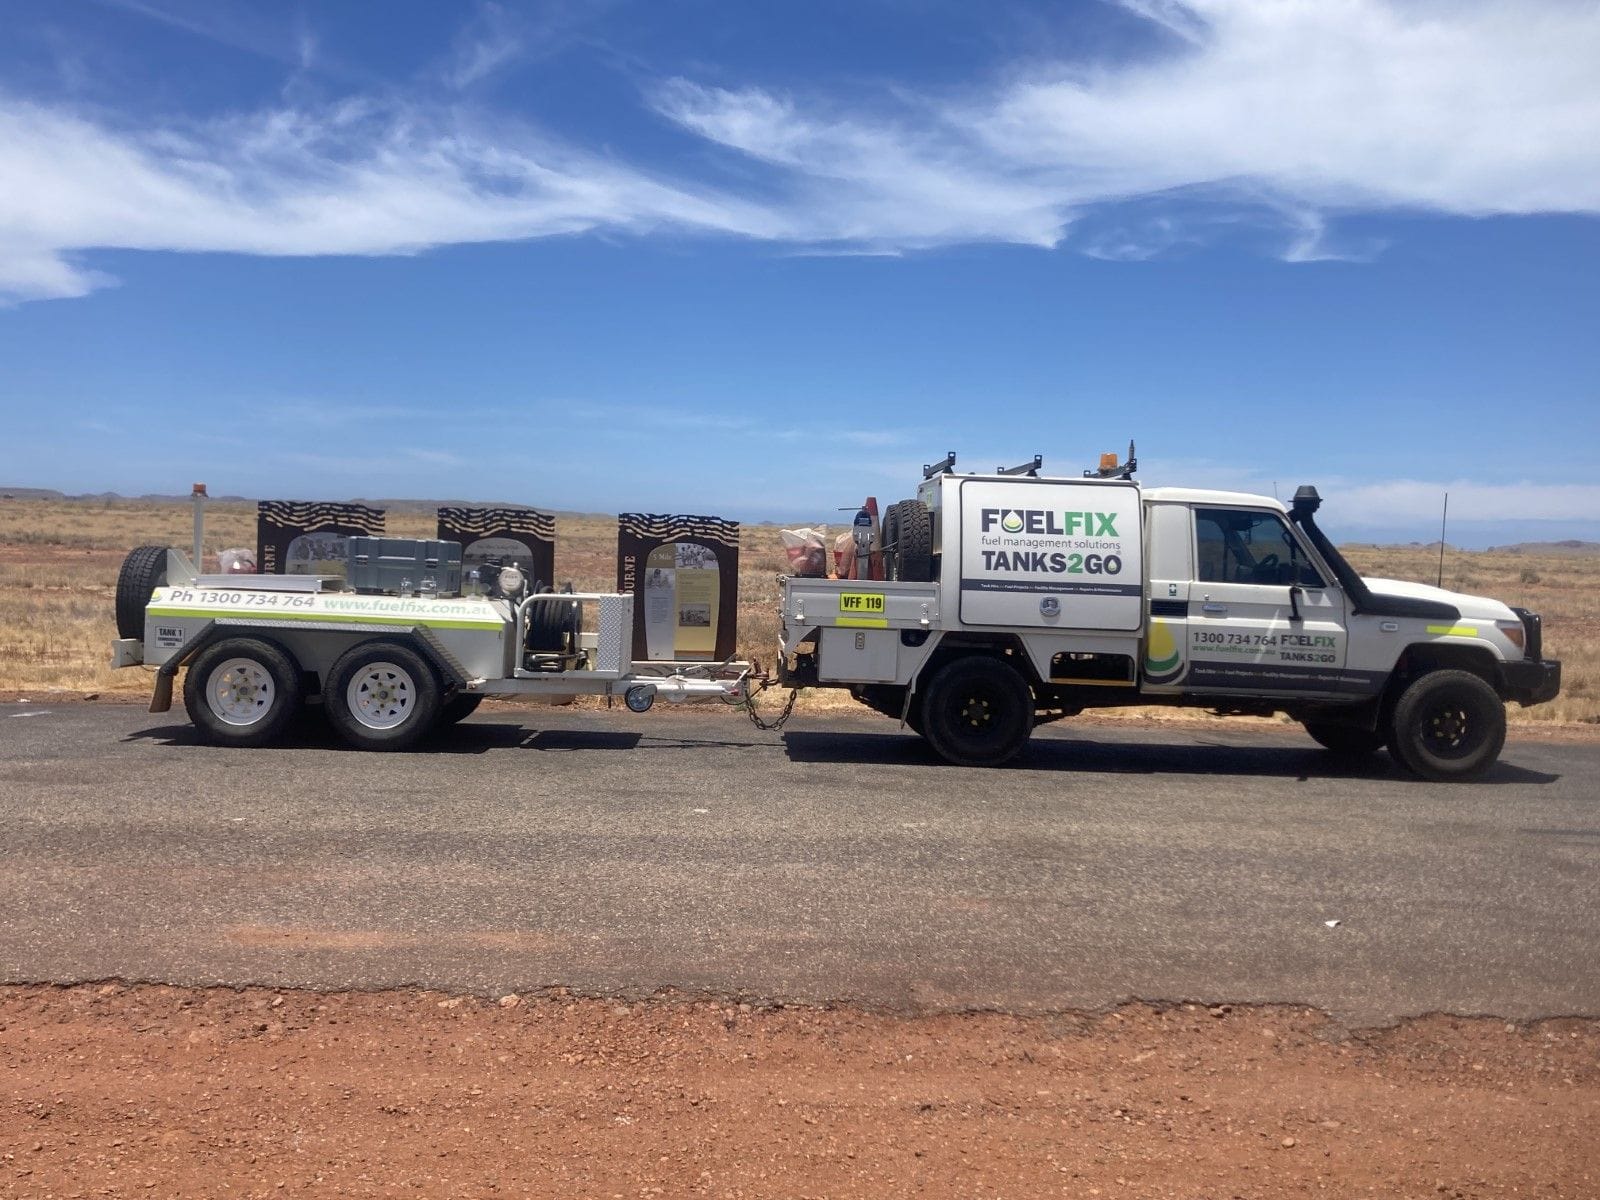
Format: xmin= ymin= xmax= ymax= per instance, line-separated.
xmin=0 ymin=487 xmax=254 ymax=503
xmin=1485 ymin=540 xmax=1600 ymax=556
xmin=0 ymin=488 xmax=616 ymax=523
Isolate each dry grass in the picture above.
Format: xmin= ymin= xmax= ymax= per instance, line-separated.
xmin=1 ymin=498 xmax=1593 ymax=724
xmin=1342 ymin=543 xmax=1600 ymax=724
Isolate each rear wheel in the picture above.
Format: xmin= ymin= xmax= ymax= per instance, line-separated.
xmin=183 ymin=637 xmax=302 ymax=747
xmin=919 ymin=656 xmax=1033 ymax=767
xmin=116 ymin=545 xmax=168 ymax=640
xmin=1387 ymin=669 xmax=1506 ymax=781
xmin=1303 ymin=721 xmax=1387 ymax=757
xmin=326 ymin=641 xmax=441 ymax=751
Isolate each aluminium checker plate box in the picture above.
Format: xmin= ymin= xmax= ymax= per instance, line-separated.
xmin=347 ymin=537 xmax=464 ymax=598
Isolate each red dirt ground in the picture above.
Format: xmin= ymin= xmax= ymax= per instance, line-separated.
xmin=2 ymin=985 xmax=1595 ymax=1199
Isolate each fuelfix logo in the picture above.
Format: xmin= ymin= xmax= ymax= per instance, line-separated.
xmin=980 ymin=509 xmax=1119 ymax=537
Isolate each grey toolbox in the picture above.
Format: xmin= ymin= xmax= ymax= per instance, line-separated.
xmin=347 ymin=537 xmax=464 ymax=597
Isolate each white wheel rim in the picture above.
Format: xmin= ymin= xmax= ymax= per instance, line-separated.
xmin=347 ymin=661 xmax=417 ymax=730
xmin=205 ymin=657 xmax=277 ymax=727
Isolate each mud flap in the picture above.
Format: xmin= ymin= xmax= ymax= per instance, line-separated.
xmin=149 ymin=673 xmax=175 ymax=714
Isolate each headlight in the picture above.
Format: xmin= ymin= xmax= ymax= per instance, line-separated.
xmin=1496 ymin=620 xmax=1525 ymax=652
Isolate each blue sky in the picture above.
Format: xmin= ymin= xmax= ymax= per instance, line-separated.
xmin=1 ymin=0 xmax=1597 ymax=545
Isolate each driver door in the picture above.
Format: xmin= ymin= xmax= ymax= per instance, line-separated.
xmin=1183 ymin=506 xmax=1349 ymax=698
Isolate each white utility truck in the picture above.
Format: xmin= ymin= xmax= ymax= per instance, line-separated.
xmin=109 ymin=546 xmax=747 ymax=751
xmin=778 ymin=452 xmax=1560 ymax=780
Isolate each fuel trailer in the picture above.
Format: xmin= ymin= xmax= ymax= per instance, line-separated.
xmin=109 ymin=545 xmax=748 ymax=751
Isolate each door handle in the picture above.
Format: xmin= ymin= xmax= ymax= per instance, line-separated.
xmin=1201 ymin=603 xmax=1228 ymax=614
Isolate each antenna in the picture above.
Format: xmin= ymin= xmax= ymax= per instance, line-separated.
xmin=1437 ymin=492 xmax=1449 ymax=587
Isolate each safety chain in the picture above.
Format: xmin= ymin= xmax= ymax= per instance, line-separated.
xmin=741 ymin=676 xmax=800 ymax=732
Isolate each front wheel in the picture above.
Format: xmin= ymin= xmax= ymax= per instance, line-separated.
xmin=1387 ymin=669 xmax=1507 ymax=782
xmin=919 ymin=656 xmax=1033 ymax=767
xmin=326 ymin=641 xmax=441 ymax=751
xmin=183 ymin=637 xmax=302 ymax=747
xmin=1303 ymin=721 xmax=1387 ymax=757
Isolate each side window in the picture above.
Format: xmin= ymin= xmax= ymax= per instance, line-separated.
xmin=1195 ymin=508 xmax=1324 ymax=587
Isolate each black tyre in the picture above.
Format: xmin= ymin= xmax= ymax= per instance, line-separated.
xmin=1303 ymin=721 xmax=1388 ymax=757
xmin=1387 ymin=669 xmax=1507 ymax=782
xmin=888 ymin=500 xmax=933 ymax=583
xmin=115 ymin=545 xmax=168 ymax=640
xmin=326 ymin=641 xmax=441 ymax=751
xmin=919 ymin=656 xmax=1034 ymax=767
xmin=438 ymin=692 xmax=484 ymax=726
xmin=182 ymin=637 xmax=302 ymax=748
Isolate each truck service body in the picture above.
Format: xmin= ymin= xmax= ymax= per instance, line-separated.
xmin=109 ymin=456 xmax=1558 ymax=779
xmin=777 ymin=463 xmax=1559 ymax=780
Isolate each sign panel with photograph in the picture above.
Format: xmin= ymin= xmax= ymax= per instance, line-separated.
xmin=436 ymin=506 xmax=556 ymax=593
xmin=616 ymin=514 xmax=740 ymax=662
xmin=256 ymin=501 xmax=386 ymax=576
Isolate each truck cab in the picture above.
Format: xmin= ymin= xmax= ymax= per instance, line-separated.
xmin=778 ymin=462 xmax=1560 ymax=780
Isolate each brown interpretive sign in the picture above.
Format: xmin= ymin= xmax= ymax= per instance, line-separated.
xmin=616 ymin=514 xmax=739 ymax=662
xmin=256 ymin=501 xmax=386 ymax=576
xmin=436 ymin=506 xmax=557 ymax=593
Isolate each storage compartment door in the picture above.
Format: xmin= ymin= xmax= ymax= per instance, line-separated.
xmin=818 ymin=627 xmax=900 ymax=682
xmin=958 ymin=478 xmax=1143 ymax=630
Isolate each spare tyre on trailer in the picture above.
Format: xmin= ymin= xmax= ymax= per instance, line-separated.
xmin=115 ymin=546 xmax=168 ymax=640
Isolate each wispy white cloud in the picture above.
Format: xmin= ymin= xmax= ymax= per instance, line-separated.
xmin=973 ymin=0 xmax=1600 ymax=221
xmin=653 ymin=81 xmax=1066 ymax=249
xmin=0 ymin=92 xmax=781 ymax=302
xmin=4 ymin=1 xmax=1599 ymax=302
xmin=443 ymin=2 xmax=524 ymax=90
xmin=93 ymin=0 xmax=309 ymax=69
xmin=656 ymin=0 xmax=1600 ymax=259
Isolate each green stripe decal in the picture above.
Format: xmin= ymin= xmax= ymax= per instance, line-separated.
xmin=146 ymin=607 xmax=502 ymax=631
xmin=1426 ymin=624 xmax=1479 ymax=637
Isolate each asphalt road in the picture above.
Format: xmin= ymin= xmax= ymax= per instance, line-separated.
xmin=2 ymin=701 xmax=1596 ymax=1024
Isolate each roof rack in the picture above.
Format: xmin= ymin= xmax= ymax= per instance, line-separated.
xmin=922 ymin=451 xmax=957 ymax=479
xmin=996 ymin=455 xmax=1043 ymax=477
